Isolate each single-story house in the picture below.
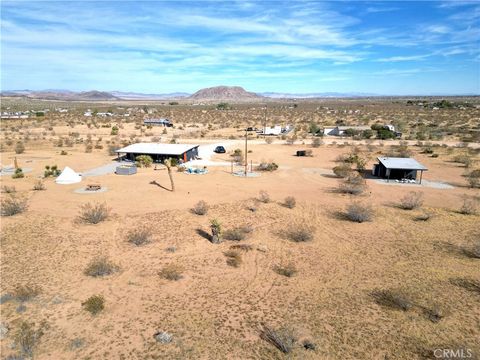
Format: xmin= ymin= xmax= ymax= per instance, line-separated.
xmin=324 ymin=126 xmax=371 ymax=136
xmin=372 ymin=157 xmax=428 ymax=183
xmin=115 ymin=143 xmax=199 ymax=163
xmin=144 ymin=118 xmax=173 ymax=127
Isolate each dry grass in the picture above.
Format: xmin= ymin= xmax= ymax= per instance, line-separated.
xmin=260 ymin=326 xmax=296 ymax=354
xmin=78 ymin=202 xmax=110 ymax=224
xmin=229 ymin=244 xmax=253 ymax=252
xmin=84 ymin=256 xmax=118 ymax=277
xmin=1 ymin=194 xmax=28 ymax=216
xmin=224 ymin=249 xmax=243 ymax=267
xmin=12 ymin=284 xmax=41 ymax=302
xmin=284 ymin=196 xmax=296 ymax=209
xmin=274 ymin=263 xmax=297 ymax=277
xmin=345 ymin=202 xmax=374 ymax=223
xmin=126 ymin=227 xmax=152 ymax=246
xmin=286 ymin=222 xmax=316 ymax=242
xmin=158 ymin=264 xmax=183 ymax=281
xmin=371 ymin=289 xmax=413 ymax=311
xmin=192 ymin=200 xmax=209 ymax=215
xmin=258 ymin=190 xmax=270 ymax=203
xmin=399 ymin=191 xmax=424 ymax=210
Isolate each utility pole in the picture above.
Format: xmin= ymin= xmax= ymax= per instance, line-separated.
xmin=244 ymin=128 xmax=248 ymax=176
xmin=263 ymin=104 xmax=267 ymax=139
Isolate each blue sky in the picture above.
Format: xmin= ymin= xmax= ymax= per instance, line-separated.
xmin=1 ymin=1 xmax=479 ymax=95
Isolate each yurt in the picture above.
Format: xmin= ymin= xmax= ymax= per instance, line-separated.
xmin=55 ymin=166 xmax=82 ymax=184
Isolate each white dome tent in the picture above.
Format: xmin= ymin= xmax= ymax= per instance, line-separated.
xmin=55 ymin=166 xmax=82 ymax=185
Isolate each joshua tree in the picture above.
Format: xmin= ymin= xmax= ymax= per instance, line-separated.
xmin=164 ymin=158 xmax=175 ymax=192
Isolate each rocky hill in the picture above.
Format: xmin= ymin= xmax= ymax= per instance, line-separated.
xmin=189 ymin=86 xmax=262 ymax=100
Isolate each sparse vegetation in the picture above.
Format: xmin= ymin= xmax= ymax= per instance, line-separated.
xmin=256 ymin=161 xmax=279 ymax=171
xmin=260 ymin=326 xmax=296 ymax=354
xmin=12 ymin=284 xmax=41 ymax=302
xmin=287 ymin=223 xmax=315 ymax=242
xmin=14 ymin=141 xmax=25 ymax=154
xmin=1 ymin=185 xmax=16 ymax=193
xmin=399 ymin=191 xmax=424 ymax=210
xmin=33 ymin=180 xmax=46 ymax=191
xmin=284 ymin=196 xmax=296 ymax=209
xmin=258 ymin=190 xmax=270 ymax=203
xmin=84 ymin=256 xmax=118 ymax=277
xmin=459 ymin=196 xmax=478 ymax=215
xmin=224 ymin=249 xmax=243 ymax=267
xmin=192 ymin=200 xmax=209 ymax=215
xmin=14 ymin=321 xmax=45 ymax=358
xmin=1 ymin=194 xmax=28 ymax=216
xmin=11 ymin=168 xmax=24 ymax=179
xmin=126 ymin=227 xmax=152 ymax=246
xmin=210 ymin=218 xmax=222 ymax=243
xmin=338 ymin=173 xmax=367 ymax=195
xmin=346 ymin=202 xmax=374 ymax=223
xmin=274 ymin=263 xmax=297 ymax=277
xmin=159 ymin=264 xmax=183 ymax=281
xmin=371 ymin=289 xmax=413 ymax=311
xmin=135 ymin=154 xmax=153 ymax=168
xmin=78 ymin=202 xmax=110 ymax=224
xmin=82 ymin=295 xmax=105 ymax=315
xmin=223 ymin=227 xmax=249 ymax=241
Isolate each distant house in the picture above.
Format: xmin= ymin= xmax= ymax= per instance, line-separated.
xmin=323 ymin=126 xmax=371 ymax=136
xmin=373 ymin=157 xmax=427 ymax=183
xmin=144 ymin=118 xmax=173 ymax=127
xmin=115 ymin=143 xmax=199 ymax=163
xmin=259 ymin=125 xmax=293 ymax=136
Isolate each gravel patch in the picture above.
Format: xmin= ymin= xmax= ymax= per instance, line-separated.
xmin=373 ymin=179 xmax=454 ymax=189
xmin=74 ymin=187 xmax=108 ymax=194
xmin=81 ymin=161 xmax=122 ymax=177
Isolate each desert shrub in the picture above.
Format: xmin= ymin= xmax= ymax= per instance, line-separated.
xmin=15 ymin=321 xmax=44 ymax=358
xmin=84 ymin=256 xmax=118 ymax=277
xmin=192 ymin=200 xmax=209 ymax=215
xmin=229 ymin=244 xmax=253 ymax=252
xmin=224 ymin=249 xmax=242 ymax=267
xmin=126 ymin=228 xmax=152 ymax=246
xmin=14 ymin=141 xmax=25 ymax=154
xmin=274 ymin=263 xmax=297 ymax=277
xmin=424 ymin=305 xmax=444 ymax=323
xmin=32 ymin=180 xmax=46 ymax=191
xmin=12 ymin=168 xmax=24 ymax=179
xmin=135 ymin=155 xmax=153 ymax=168
xmin=464 ymin=240 xmax=480 ymax=259
xmin=450 ymin=278 xmax=480 ymax=294
xmin=107 ymin=144 xmax=118 ymax=156
xmin=399 ymin=191 xmax=424 ymax=210
xmin=459 ymin=196 xmax=478 ymax=215
xmin=453 ymin=154 xmax=472 ymax=168
xmin=286 ymin=223 xmax=315 ymax=242
xmin=1 ymin=185 xmax=16 ymax=193
xmin=333 ymin=163 xmax=352 ymax=178
xmin=13 ymin=284 xmax=41 ymax=302
xmin=223 ymin=227 xmax=249 ymax=241
xmin=371 ymin=289 xmax=413 ymax=311
xmin=210 ymin=218 xmax=222 ymax=243
xmin=260 ymin=326 xmax=296 ymax=354
xmin=265 ymin=137 xmax=274 ymax=144
xmin=284 ymin=196 xmax=296 ymax=209
xmin=258 ymin=190 xmax=270 ymax=203
xmin=110 ymin=126 xmax=119 ymax=135
xmin=1 ymin=194 xmax=28 ymax=216
xmin=78 ymin=202 xmax=110 ymax=224
xmin=158 ymin=264 xmax=183 ymax=281
xmin=346 ymin=202 xmax=374 ymax=223
xmin=85 ymin=143 xmax=93 ymax=153
xmin=231 ymin=148 xmax=243 ymax=163
xmin=82 ymin=295 xmax=105 ymax=315
xmin=256 ymin=161 xmax=279 ymax=171
xmin=44 ymin=165 xmax=60 ymax=178
xmin=466 ymin=169 xmax=480 ymax=188
xmin=60 ymin=150 xmax=68 ymax=155
xmin=338 ymin=173 xmax=367 ymax=195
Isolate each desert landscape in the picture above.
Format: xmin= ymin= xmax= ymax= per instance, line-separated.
xmin=1 ymin=92 xmax=479 ymax=359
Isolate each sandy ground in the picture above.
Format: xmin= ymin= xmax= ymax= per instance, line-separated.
xmin=1 ymin=139 xmax=479 ymax=359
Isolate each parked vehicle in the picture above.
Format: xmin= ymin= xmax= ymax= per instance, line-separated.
xmin=214 ymin=146 xmax=226 ymax=153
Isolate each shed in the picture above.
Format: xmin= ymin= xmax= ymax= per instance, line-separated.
xmin=144 ymin=118 xmax=173 ymax=127
xmin=373 ymin=157 xmax=427 ymax=183
xmin=115 ymin=143 xmax=199 ymax=163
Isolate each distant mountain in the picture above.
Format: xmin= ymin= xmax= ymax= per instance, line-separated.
xmin=261 ymin=92 xmax=378 ymax=98
xmin=189 ymin=86 xmax=262 ymax=100
xmin=1 ymin=89 xmax=119 ymax=101
xmin=110 ymin=91 xmax=190 ymax=100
